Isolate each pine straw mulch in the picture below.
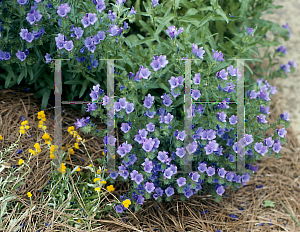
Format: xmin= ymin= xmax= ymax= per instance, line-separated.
xmin=0 ymin=79 xmax=300 ymax=232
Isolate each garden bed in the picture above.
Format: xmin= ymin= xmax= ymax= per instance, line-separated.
xmin=0 ymin=77 xmax=300 ymax=231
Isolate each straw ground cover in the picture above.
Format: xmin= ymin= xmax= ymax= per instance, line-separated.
xmin=0 ymin=70 xmax=300 ymax=232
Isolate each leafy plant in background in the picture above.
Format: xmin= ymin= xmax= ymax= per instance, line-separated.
xmin=0 ymin=0 xmax=294 ymax=114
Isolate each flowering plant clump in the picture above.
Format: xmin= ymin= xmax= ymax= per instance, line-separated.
xmin=64 ymin=0 xmax=295 ymax=215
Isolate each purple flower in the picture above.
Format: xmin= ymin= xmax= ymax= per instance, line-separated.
xmin=45 ymin=53 xmax=52 ymax=63
xmin=191 ymin=43 xmax=205 ymax=59
xmin=143 ymin=93 xmax=154 ymax=109
xmin=217 ymin=112 xmax=227 ymax=122
xmin=152 ymin=0 xmax=159 ymax=7
xmin=146 ymin=122 xmax=155 ymax=132
xmin=206 ymin=167 xmax=215 ymax=177
xmin=280 ymin=111 xmax=290 ymax=121
xmin=26 ymin=13 xmax=35 ymax=25
xmin=245 ymin=26 xmax=253 ymax=35
xmin=168 ymin=76 xmax=179 ymax=88
xmin=121 ymin=123 xmax=131 ymax=133
xmin=277 ymin=128 xmax=287 ymax=138
xmin=244 ymin=134 xmax=254 ymax=146
xmin=276 ymin=45 xmax=287 ymax=54
xmin=144 ymin=182 xmax=155 ymax=193
xmin=157 ymin=151 xmax=168 ymax=163
xmin=165 ymin=186 xmax=174 ymax=197
xmin=227 ymin=65 xmax=237 ymax=76
xmin=288 ymin=60 xmax=296 ymax=68
xmin=226 ymin=172 xmax=235 ymax=182
xmin=254 ymin=142 xmax=263 ymax=153
xmin=95 ymin=1 xmax=106 ymax=12
xmin=216 ymin=69 xmax=228 ymax=80
xmin=198 ymin=162 xmax=207 ymax=173
xmin=70 ymin=27 xmax=84 ymax=39
xmin=256 ymin=114 xmax=268 ymax=124
xmin=109 ymin=170 xmax=119 ymax=179
xmin=191 ymin=172 xmax=200 ymax=182
xmin=108 ymin=10 xmax=117 ymax=21
xmin=103 ymin=135 xmax=116 ymax=146
xmin=186 ymin=141 xmax=198 ymax=154
xmin=107 ymin=25 xmax=122 ymax=36
xmin=229 ymin=115 xmax=237 ymax=125
xmin=142 ymin=138 xmax=155 ymax=152
xmin=177 ymin=177 xmax=186 ymax=187
xmin=129 ymin=6 xmax=136 ymax=15
xmin=57 ymin=3 xmax=71 ymax=17
xmin=273 ymin=142 xmax=282 ymax=153
xmin=212 ymin=49 xmax=225 ymax=61
xmin=164 ymin=167 xmax=174 ymax=179
xmin=161 ymin=93 xmax=172 ymax=107
xmin=193 ymin=73 xmax=201 ymax=85
xmin=242 ymin=173 xmax=250 ymax=183
xmin=280 ymin=64 xmax=291 ymax=74
xmin=166 ymin=26 xmax=184 ymax=39
xmin=191 ymin=89 xmax=201 ymax=100
xmin=16 ymin=50 xmax=27 ymax=62
xmin=218 ymin=168 xmax=227 ymax=178
xmin=115 ymin=205 xmax=123 ymax=213
xmin=216 ymin=185 xmax=225 ymax=196
xmin=18 ymin=0 xmax=27 ymax=4
xmin=81 ymin=16 xmax=90 ymax=28
xmin=176 ymin=147 xmax=185 ymax=158
xmin=64 ymin=41 xmax=73 ymax=52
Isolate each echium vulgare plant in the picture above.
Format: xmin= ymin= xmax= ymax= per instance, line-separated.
xmin=74 ymin=36 xmax=291 ymax=215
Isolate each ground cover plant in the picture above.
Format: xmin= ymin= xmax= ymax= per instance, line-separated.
xmin=0 ymin=0 xmax=298 ymax=231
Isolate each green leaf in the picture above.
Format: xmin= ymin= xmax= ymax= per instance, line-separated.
xmin=244 ymin=62 xmax=253 ymax=75
xmin=28 ymin=66 xmax=34 ymax=81
xmin=64 ymin=80 xmax=83 ymax=85
xmin=263 ymin=200 xmax=275 ymax=207
xmin=218 ymin=43 xmax=234 ymax=56
xmin=198 ymin=12 xmax=214 ymax=28
xmin=17 ymin=69 xmax=25 ymax=85
xmin=175 ymin=0 xmax=180 ymax=9
xmin=158 ymin=82 xmax=169 ymax=92
xmin=155 ymin=8 xmax=174 ymax=37
xmin=139 ymin=19 xmax=154 ymax=36
xmin=79 ymin=79 xmax=89 ymax=98
xmin=124 ymin=34 xmax=139 ymax=47
xmin=130 ymin=36 xmax=156 ymax=47
xmin=41 ymin=88 xmax=51 ymax=110
xmin=11 ymin=182 xmax=25 ymax=191
xmin=4 ymin=72 xmax=11 ymax=89
xmin=185 ymin=8 xmax=198 ymax=16
xmin=216 ymin=6 xmax=229 ymax=23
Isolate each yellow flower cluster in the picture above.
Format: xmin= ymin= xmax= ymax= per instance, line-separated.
xmin=57 ymin=163 xmax=66 ymax=174
xmin=19 ymin=120 xmax=30 ymax=135
xmin=122 ymin=199 xmax=131 ymax=208
xmin=0 ymin=135 xmax=3 ymax=140
xmin=27 ymin=192 xmax=32 ymax=198
xmin=106 ymin=185 xmax=115 ymax=192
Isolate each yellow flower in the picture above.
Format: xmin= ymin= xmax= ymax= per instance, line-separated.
xmin=19 ymin=129 xmax=25 ymax=135
xmin=68 ymin=148 xmax=74 ymax=155
xmin=89 ymin=164 xmax=92 ymax=167
xmin=95 ymin=187 xmax=101 ymax=192
xmin=50 ymin=154 xmax=57 ymax=159
xmin=97 ymin=169 xmax=101 ymax=174
xmin=42 ymin=133 xmax=50 ymax=140
xmin=76 ymin=137 xmax=82 ymax=143
xmin=42 ymin=125 xmax=47 ymax=130
xmin=94 ymin=178 xmax=101 ymax=182
xmin=21 ymin=120 xmax=28 ymax=126
xmin=19 ymin=159 xmax=24 ymax=165
xmin=77 ymin=219 xmax=81 ymax=223
xmin=76 ymin=167 xmax=80 ymax=172
xmin=112 ymin=155 xmax=116 ymax=159
xmin=27 ymin=192 xmax=32 ymax=198
xmin=102 ymin=151 xmax=105 ymax=156
xmin=34 ymin=143 xmax=40 ymax=150
xmin=50 ymin=145 xmax=58 ymax=152
xmin=25 ymin=125 xmax=30 ymax=130
xmin=20 ymin=126 xmax=25 ymax=130
xmin=100 ymin=180 xmax=106 ymax=184
xmin=68 ymin=126 xmax=75 ymax=133
xmin=106 ymin=185 xmax=115 ymax=192
xmin=122 ymin=199 xmax=131 ymax=208
xmin=74 ymin=143 xmax=79 ymax=149
xmin=0 ymin=135 xmax=3 ymax=140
